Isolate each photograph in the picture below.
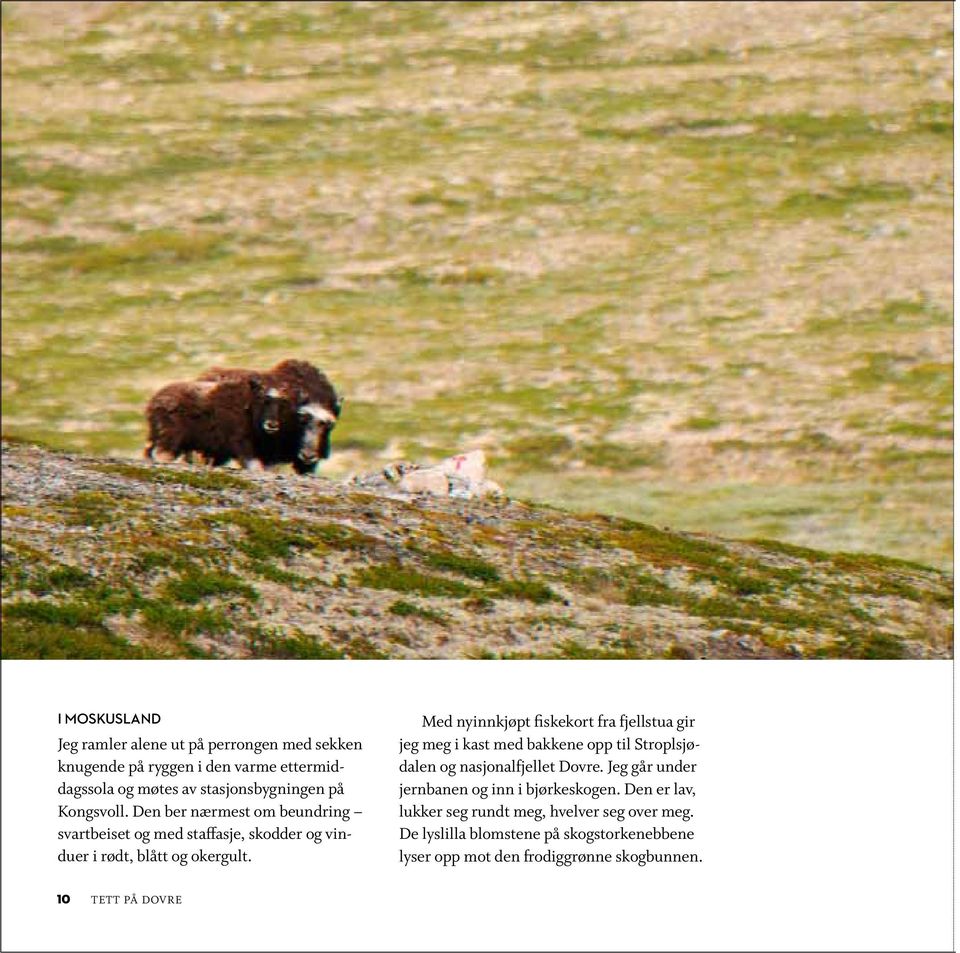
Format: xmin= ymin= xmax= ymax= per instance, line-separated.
xmin=1 ymin=0 xmax=953 ymax=660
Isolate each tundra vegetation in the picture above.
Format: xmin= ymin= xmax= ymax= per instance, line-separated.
xmin=1 ymin=441 xmax=951 ymax=659
xmin=0 ymin=2 xmax=953 ymax=657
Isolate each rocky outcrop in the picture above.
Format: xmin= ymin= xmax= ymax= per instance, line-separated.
xmin=350 ymin=451 xmax=503 ymax=500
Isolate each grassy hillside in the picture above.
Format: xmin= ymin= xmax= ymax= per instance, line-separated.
xmin=1 ymin=1 xmax=953 ymax=568
xmin=2 ymin=441 xmax=951 ymax=659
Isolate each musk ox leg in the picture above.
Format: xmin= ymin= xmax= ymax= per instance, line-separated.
xmin=242 ymin=458 xmax=265 ymax=472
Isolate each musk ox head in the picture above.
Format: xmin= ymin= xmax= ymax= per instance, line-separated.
xmin=293 ymin=402 xmax=338 ymax=473
xmin=260 ymin=387 xmax=284 ymax=435
xmin=245 ymin=380 xmax=285 ymax=436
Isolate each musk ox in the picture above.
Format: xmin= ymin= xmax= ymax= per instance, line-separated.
xmin=196 ymin=359 xmax=343 ymax=474
xmin=144 ymin=377 xmax=283 ymax=470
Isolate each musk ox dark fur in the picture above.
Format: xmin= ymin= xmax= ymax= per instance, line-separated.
xmin=196 ymin=359 xmax=343 ymax=474
xmin=144 ymin=377 xmax=281 ymax=470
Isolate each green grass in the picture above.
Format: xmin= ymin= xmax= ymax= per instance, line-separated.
xmin=207 ymin=510 xmax=315 ymax=561
xmin=354 ymin=564 xmax=473 ymax=598
xmin=45 ymin=230 xmax=227 ymax=274
xmin=1 ymin=617 xmax=159 ymax=659
xmin=249 ymin=561 xmax=311 ymax=587
xmin=682 ymin=416 xmax=723 ymax=432
xmin=95 ymin=462 xmax=251 ymax=491
xmin=778 ymin=182 xmax=914 ymax=218
xmin=248 ymin=626 xmax=390 ymax=660
xmin=494 ymin=579 xmax=560 ymax=604
xmin=343 ymin=637 xmax=392 ymax=660
xmin=581 ymin=440 xmax=666 ymax=469
xmin=1 ymin=0 xmax=952 ymax=571
xmin=247 ymin=628 xmax=347 ymax=659
xmin=132 ymin=549 xmax=186 ymax=573
xmin=509 ymin=476 xmax=953 ymax=570
xmin=310 ymin=522 xmax=382 ymax=553
xmin=421 ymin=549 xmax=501 ymax=583
xmin=816 ymin=631 xmax=908 ymax=660
xmin=4 ymin=598 xmax=108 ymax=628
xmin=57 ymin=491 xmax=131 ymax=528
xmin=138 ymin=600 xmax=232 ymax=638
xmin=22 ymin=564 xmax=96 ymax=596
xmin=388 ymin=599 xmax=449 ymax=625
xmin=162 ymin=568 xmax=259 ymax=605
xmin=1 ymin=578 xmax=214 ymax=657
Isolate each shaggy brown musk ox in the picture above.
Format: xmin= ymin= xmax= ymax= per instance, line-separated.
xmin=197 ymin=359 xmax=343 ymax=474
xmin=143 ymin=376 xmax=283 ymax=470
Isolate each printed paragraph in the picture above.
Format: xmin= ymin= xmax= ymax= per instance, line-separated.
xmin=56 ymin=733 xmax=363 ymax=868
xmin=398 ymin=712 xmax=701 ymax=868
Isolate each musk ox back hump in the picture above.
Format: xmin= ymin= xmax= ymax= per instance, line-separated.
xmin=268 ymin=359 xmax=341 ymax=414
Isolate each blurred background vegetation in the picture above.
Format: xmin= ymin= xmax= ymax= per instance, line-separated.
xmin=1 ymin=1 xmax=952 ymax=568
